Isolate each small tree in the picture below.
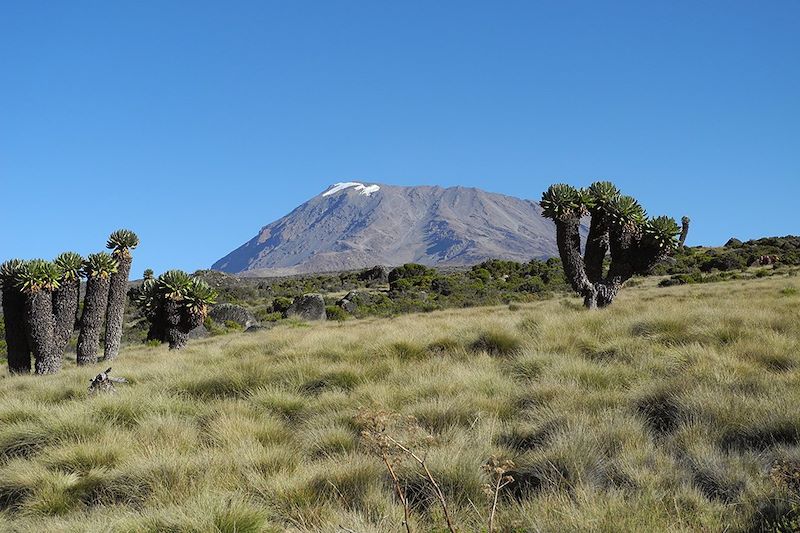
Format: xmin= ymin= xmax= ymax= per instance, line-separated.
xmin=77 ymin=253 xmax=118 ymax=365
xmin=52 ymin=252 xmax=83 ymax=359
xmin=541 ymin=181 xmax=679 ymax=308
xmin=1 ymin=260 xmax=31 ymax=374
xmin=104 ymin=229 xmax=140 ymax=360
xmin=16 ymin=260 xmax=61 ymax=374
xmin=134 ymin=270 xmax=217 ymax=350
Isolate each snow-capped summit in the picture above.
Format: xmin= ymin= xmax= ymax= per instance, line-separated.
xmin=322 ymin=182 xmax=381 ymax=197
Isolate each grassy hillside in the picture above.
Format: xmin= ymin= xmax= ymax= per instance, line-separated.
xmin=1 ymin=275 xmax=799 ymax=532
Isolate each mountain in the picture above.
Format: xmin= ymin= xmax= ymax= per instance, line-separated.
xmin=212 ymin=182 xmax=585 ymax=276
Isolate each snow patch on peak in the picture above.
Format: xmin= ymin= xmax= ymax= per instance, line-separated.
xmin=322 ymin=182 xmax=381 ymax=197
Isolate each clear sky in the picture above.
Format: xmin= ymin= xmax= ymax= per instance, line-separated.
xmin=1 ymin=1 xmax=798 ymax=275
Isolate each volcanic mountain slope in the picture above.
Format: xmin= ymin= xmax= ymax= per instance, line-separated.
xmin=212 ymin=182 xmax=585 ymax=276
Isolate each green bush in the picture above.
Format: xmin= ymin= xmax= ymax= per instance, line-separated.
xmin=204 ymin=317 xmax=227 ymax=336
xmin=325 ymin=306 xmax=348 ymax=322
xmin=700 ymin=251 xmax=748 ymax=272
xmin=260 ymin=312 xmax=283 ymax=322
xmin=224 ymin=320 xmax=244 ymax=331
xmin=388 ymin=263 xmax=436 ymax=292
xmin=271 ymin=297 xmax=293 ymax=314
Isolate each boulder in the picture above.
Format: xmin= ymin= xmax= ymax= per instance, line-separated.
xmin=337 ymin=290 xmax=376 ymax=313
xmin=187 ymin=325 xmax=209 ymax=339
xmin=358 ymin=265 xmax=389 ymax=284
xmin=209 ymin=303 xmax=260 ymax=330
xmin=337 ymin=298 xmax=358 ymax=314
xmin=286 ymin=293 xmax=326 ymax=321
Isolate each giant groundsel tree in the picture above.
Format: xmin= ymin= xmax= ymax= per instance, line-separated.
xmin=679 ymin=216 xmax=690 ymax=250
xmin=104 ymin=229 xmax=139 ymax=360
xmin=134 ymin=270 xmax=217 ymax=350
xmin=52 ymin=252 xmax=83 ymax=359
xmin=1 ymin=260 xmax=31 ymax=374
xmin=541 ymin=181 xmax=680 ymax=308
xmin=16 ymin=260 xmax=61 ymax=374
xmin=77 ymin=252 xmax=118 ymax=365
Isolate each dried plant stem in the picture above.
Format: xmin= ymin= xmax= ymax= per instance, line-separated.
xmin=382 ymin=454 xmax=412 ymax=533
xmin=386 ymin=435 xmax=456 ymax=533
xmin=488 ymin=475 xmax=512 ymax=533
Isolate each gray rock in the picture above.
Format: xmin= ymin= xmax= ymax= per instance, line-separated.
xmin=337 ymin=298 xmax=358 ymax=314
xmin=358 ymin=265 xmax=389 ymax=284
xmin=286 ymin=293 xmax=326 ymax=321
xmin=187 ymin=325 xmax=209 ymax=339
xmin=209 ymin=303 xmax=260 ymax=329
xmin=344 ymin=290 xmax=372 ymax=305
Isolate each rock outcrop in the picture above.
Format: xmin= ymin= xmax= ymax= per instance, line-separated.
xmin=286 ymin=294 xmax=326 ymax=321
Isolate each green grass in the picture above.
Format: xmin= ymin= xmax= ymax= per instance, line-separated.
xmin=1 ymin=275 xmax=800 ymax=531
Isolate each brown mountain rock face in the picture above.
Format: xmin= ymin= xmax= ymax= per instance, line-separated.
xmin=212 ymin=183 xmax=587 ymax=276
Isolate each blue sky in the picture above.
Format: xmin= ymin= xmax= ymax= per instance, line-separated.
xmin=1 ymin=1 xmax=798 ymax=275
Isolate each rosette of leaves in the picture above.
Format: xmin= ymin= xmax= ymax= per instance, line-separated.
xmin=52 ymin=252 xmax=83 ymax=359
xmin=76 ymin=252 xmax=118 ymax=365
xmin=183 ymin=278 xmax=217 ymax=322
xmin=1 ymin=259 xmax=31 ymax=374
xmin=104 ymin=229 xmax=139 ymax=360
xmin=607 ymin=195 xmax=647 ymax=233
xmin=16 ymin=259 xmax=61 ymax=374
xmin=166 ymin=273 xmax=217 ymax=350
xmin=584 ymin=181 xmax=620 ymax=212
xmin=541 ymin=180 xmax=679 ymax=308
xmin=644 ymin=216 xmax=681 ymax=251
xmin=540 ymin=184 xmax=587 ymax=220
xmin=134 ymin=278 xmax=163 ymax=341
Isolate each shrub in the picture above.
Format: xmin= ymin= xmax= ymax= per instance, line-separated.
xmin=224 ymin=320 xmax=244 ymax=331
xmin=431 ymin=277 xmax=453 ymax=295
xmin=700 ymin=252 xmax=748 ymax=272
xmin=388 ymin=263 xmax=436 ymax=292
xmin=325 ymin=305 xmax=348 ymax=322
xmin=203 ymin=318 xmax=226 ymax=336
xmin=271 ymin=297 xmax=293 ymax=315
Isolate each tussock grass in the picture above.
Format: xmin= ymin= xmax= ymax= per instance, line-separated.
xmin=1 ymin=275 xmax=800 ymax=531
xmin=470 ymin=329 xmax=523 ymax=356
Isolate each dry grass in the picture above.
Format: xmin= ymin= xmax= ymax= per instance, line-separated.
xmin=1 ymin=274 xmax=800 ymax=531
